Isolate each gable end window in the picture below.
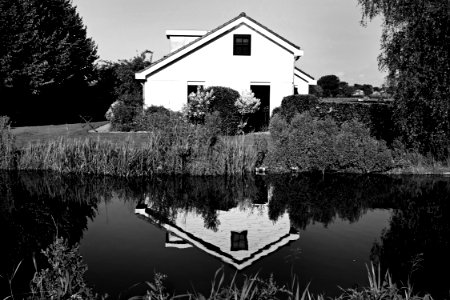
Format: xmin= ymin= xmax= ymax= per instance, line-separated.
xmin=233 ymin=34 xmax=251 ymax=56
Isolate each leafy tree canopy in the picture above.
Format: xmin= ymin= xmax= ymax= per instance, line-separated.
xmin=358 ymin=0 xmax=450 ymax=158
xmin=0 ymin=0 xmax=98 ymax=125
xmin=317 ymin=75 xmax=340 ymax=97
xmin=0 ymin=0 xmax=98 ymax=95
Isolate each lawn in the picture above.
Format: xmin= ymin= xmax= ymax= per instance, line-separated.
xmin=11 ymin=121 xmax=154 ymax=148
xmin=11 ymin=121 xmax=271 ymax=149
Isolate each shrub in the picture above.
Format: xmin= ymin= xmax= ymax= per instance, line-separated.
xmin=279 ymin=94 xmax=319 ymax=122
xmin=284 ymin=113 xmax=339 ymax=172
xmin=135 ymin=105 xmax=174 ymax=131
xmin=235 ymin=90 xmax=261 ymax=134
xmin=279 ymin=95 xmax=396 ymax=144
xmin=335 ymin=120 xmax=394 ymax=173
xmin=109 ymin=100 xmax=142 ymax=131
xmin=268 ymin=112 xmax=394 ymax=173
xmin=145 ymin=105 xmax=171 ymax=116
xmin=204 ymin=86 xmax=241 ymax=135
xmin=30 ymin=237 xmax=94 ymax=299
xmin=183 ymin=87 xmax=215 ymax=124
xmin=271 ymin=106 xmax=281 ymax=116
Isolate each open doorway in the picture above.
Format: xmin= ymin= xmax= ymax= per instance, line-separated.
xmin=248 ymin=85 xmax=270 ymax=132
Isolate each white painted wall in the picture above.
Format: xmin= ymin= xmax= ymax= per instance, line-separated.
xmin=143 ymin=24 xmax=300 ymax=113
xmin=294 ymin=77 xmax=310 ymax=95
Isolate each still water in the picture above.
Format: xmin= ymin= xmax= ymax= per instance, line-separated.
xmin=1 ymin=172 xmax=449 ymax=299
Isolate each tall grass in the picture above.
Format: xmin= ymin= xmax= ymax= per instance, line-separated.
xmin=3 ymin=237 xmax=434 ymax=300
xmin=132 ymin=263 xmax=434 ymax=300
xmin=0 ymin=116 xmax=16 ymax=169
xmin=0 ymin=111 xmax=259 ymax=176
xmin=13 ymin=134 xmax=257 ymax=177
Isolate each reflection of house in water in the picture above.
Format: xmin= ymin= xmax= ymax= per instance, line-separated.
xmin=135 ymin=190 xmax=299 ymax=270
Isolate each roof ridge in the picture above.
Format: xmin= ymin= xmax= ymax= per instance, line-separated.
xmin=136 ymin=12 xmax=301 ymax=78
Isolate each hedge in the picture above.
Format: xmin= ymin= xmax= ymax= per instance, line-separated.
xmin=268 ymin=112 xmax=394 ymax=173
xmin=278 ymin=95 xmax=396 ymax=144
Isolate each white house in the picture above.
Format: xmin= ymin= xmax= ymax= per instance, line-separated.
xmin=135 ymin=188 xmax=300 ymax=270
xmin=135 ymin=12 xmax=316 ymax=125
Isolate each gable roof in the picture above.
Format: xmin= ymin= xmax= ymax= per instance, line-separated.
xmin=135 ymin=12 xmax=304 ymax=80
xmin=294 ymin=67 xmax=317 ymax=85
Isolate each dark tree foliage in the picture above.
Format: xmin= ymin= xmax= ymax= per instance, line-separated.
xmin=361 ymin=84 xmax=373 ymax=96
xmin=112 ymin=51 xmax=152 ymax=107
xmin=317 ymin=75 xmax=340 ymax=97
xmin=0 ymin=0 xmax=98 ymax=125
xmin=338 ymin=81 xmax=354 ymax=97
xmin=104 ymin=51 xmax=153 ymax=130
xmin=358 ymin=0 xmax=450 ymax=159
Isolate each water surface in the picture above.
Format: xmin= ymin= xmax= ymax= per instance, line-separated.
xmin=1 ymin=172 xmax=449 ymax=298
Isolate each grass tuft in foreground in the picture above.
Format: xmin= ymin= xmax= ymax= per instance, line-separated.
xmin=3 ymin=237 xmax=434 ymax=300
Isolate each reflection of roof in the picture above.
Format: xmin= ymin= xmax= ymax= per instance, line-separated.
xmin=135 ymin=206 xmax=300 ymax=270
xmin=135 ymin=12 xmax=303 ymax=80
xmin=166 ymin=232 xmax=193 ymax=249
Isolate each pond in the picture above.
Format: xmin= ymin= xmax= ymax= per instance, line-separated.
xmin=0 ymin=172 xmax=449 ymax=299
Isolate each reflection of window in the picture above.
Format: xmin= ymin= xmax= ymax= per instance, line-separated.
xmin=231 ymin=230 xmax=248 ymax=251
xmin=233 ymin=34 xmax=251 ymax=56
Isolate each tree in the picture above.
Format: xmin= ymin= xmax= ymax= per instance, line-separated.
xmin=362 ymin=84 xmax=373 ymax=96
xmin=0 ymin=0 xmax=98 ymax=124
xmin=317 ymin=75 xmax=340 ymax=97
xmin=358 ymin=0 xmax=450 ymax=158
xmin=309 ymin=85 xmax=323 ymax=97
xmin=103 ymin=51 xmax=153 ymax=130
xmin=338 ymin=81 xmax=354 ymax=97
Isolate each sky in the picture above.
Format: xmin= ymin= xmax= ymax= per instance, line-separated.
xmin=72 ymin=0 xmax=387 ymax=86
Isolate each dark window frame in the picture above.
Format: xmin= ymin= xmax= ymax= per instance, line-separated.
xmin=233 ymin=34 xmax=251 ymax=56
xmin=230 ymin=230 xmax=248 ymax=251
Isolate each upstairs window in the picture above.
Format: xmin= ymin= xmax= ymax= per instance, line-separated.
xmin=233 ymin=34 xmax=251 ymax=56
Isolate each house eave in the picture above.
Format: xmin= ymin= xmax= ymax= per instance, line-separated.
xmin=294 ymin=67 xmax=316 ymax=85
xmin=135 ymin=13 xmax=303 ymax=80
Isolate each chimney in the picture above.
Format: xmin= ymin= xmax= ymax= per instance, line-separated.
xmin=166 ymin=30 xmax=207 ymax=52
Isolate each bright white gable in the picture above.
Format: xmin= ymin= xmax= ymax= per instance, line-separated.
xmin=135 ymin=12 xmax=315 ymax=115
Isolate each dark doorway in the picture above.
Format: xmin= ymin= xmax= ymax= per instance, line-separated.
xmin=248 ymin=85 xmax=270 ymax=132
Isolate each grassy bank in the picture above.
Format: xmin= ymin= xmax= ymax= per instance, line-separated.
xmin=2 ymin=117 xmax=259 ymax=176
xmin=2 ymin=116 xmax=450 ymax=176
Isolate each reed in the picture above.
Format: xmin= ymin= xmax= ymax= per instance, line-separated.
xmin=134 ymin=263 xmax=433 ymax=300
xmin=0 ymin=116 xmax=16 ymax=169
xmin=13 ymin=131 xmax=258 ymax=177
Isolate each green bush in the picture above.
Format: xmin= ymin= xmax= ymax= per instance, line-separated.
xmin=279 ymin=94 xmax=319 ymax=122
xmin=184 ymin=87 xmax=215 ymax=125
xmin=135 ymin=105 xmax=174 ymax=131
xmin=271 ymin=106 xmax=281 ymax=116
xmin=30 ymin=237 xmax=94 ymax=299
xmin=268 ymin=112 xmax=394 ymax=173
xmin=109 ymin=100 xmax=141 ymax=132
xmin=278 ymin=95 xmax=396 ymax=144
xmin=335 ymin=120 xmax=394 ymax=173
xmin=204 ymin=86 xmax=241 ymax=135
